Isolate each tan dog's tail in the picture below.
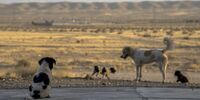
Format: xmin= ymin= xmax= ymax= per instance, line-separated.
xmin=162 ymin=37 xmax=174 ymax=53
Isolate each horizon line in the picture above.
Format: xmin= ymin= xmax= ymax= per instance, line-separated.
xmin=0 ymin=0 xmax=198 ymax=4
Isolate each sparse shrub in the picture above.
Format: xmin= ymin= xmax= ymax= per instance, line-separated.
xmin=182 ymin=31 xmax=189 ymax=35
xmin=59 ymin=29 xmax=64 ymax=32
xmin=101 ymin=29 xmax=106 ymax=33
xmin=15 ymin=59 xmax=30 ymax=68
xmin=85 ymin=53 xmax=88 ymax=56
xmin=70 ymin=28 xmax=73 ymax=32
xmin=166 ymin=31 xmax=173 ymax=36
xmin=142 ymin=34 xmax=151 ymax=37
xmin=68 ymin=60 xmax=93 ymax=66
xmin=53 ymin=69 xmax=86 ymax=78
xmin=117 ymin=31 xmax=123 ymax=34
xmin=49 ymin=36 xmax=53 ymax=39
xmin=14 ymin=59 xmax=35 ymax=78
xmin=109 ymin=28 xmax=115 ymax=33
xmin=76 ymin=40 xmax=81 ymax=43
xmin=83 ymin=74 xmax=93 ymax=80
xmin=188 ymin=33 xmax=193 ymax=36
xmin=5 ymin=72 xmax=11 ymax=78
xmin=15 ymin=67 xmax=36 ymax=78
xmin=183 ymin=36 xmax=190 ymax=40
xmin=167 ymin=33 xmax=173 ymax=36
xmin=81 ymin=28 xmax=87 ymax=32
xmin=152 ymin=30 xmax=158 ymax=33
xmin=94 ymin=29 xmax=101 ymax=33
xmin=186 ymin=64 xmax=200 ymax=72
xmin=3 ymin=72 xmax=18 ymax=79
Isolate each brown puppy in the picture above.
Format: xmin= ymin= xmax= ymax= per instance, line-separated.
xmin=174 ymin=70 xmax=189 ymax=83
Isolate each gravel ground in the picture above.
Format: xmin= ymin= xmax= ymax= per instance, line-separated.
xmin=0 ymin=77 xmax=200 ymax=89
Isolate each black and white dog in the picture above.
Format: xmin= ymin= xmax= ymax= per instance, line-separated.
xmin=27 ymin=57 xmax=56 ymax=99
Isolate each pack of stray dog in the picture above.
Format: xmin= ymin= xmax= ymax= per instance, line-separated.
xmin=24 ymin=37 xmax=192 ymax=99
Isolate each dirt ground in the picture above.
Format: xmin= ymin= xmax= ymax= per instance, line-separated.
xmin=0 ymin=71 xmax=200 ymax=89
xmin=0 ymin=27 xmax=199 ymax=89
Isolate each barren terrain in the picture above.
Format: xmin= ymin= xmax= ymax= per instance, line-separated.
xmin=0 ymin=27 xmax=199 ymax=88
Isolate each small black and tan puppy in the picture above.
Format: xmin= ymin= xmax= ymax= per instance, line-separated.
xmin=91 ymin=65 xmax=116 ymax=80
xmin=174 ymin=70 xmax=189 ymax=83
xmin=101 ymin=67 xmax=116 ymax=80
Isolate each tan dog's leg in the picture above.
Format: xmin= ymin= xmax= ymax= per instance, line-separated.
xmin=135 ymin=62 xmax=143 ymax=82
xmin=160 ymin=55 xmax=168 ymax=83
xmin=158 ymin=62 xmax=165 ymax=83
xmin=163 ymin=56 xmax=168 ymax=83
xmin=139 ymin=66 xmax=143 ymax=81
xmin=135 ymin=64 xmax=141 ymax=82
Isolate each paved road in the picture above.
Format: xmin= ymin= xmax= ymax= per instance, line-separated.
xmin=0 ymin=87 xmax=199 ymax=100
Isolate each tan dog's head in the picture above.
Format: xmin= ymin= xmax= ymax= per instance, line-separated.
xmin=120 ymin=47 xmax=132 ymax=59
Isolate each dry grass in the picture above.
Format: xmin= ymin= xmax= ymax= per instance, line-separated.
xmin=0 ymin=28 xmax=199 ymax=82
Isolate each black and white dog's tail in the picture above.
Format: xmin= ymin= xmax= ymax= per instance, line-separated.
xmin=162 ymin=37 xmax=174 ymax=53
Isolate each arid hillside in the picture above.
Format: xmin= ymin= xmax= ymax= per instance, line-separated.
xmin=0 ymin=1 xmax=200 ymax=25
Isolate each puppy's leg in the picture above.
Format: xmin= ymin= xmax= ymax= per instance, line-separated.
xmin=105 ymin=74 xmax=110 ymax=80
xmin=101 ymin=74 xmax=105 ymax=79
xmin=95 ymin=73 xmax=101 ymax=79
xmin=95 ymin=73 xmax=99 ymax=78
xmin=91 ymin=72 xmax=95 ymax=77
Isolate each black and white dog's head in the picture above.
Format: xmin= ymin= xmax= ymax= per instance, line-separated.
xmin=29 ymin=57 xmax=56 ymax=99
xmin=38 ymin=57 xmax=56 ymax=70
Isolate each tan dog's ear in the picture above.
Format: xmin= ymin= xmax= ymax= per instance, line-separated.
xmin=121 ymin=46 xmax=133 ymax=59
xmin=124 ymin=47 xmax=132 ymax=53
xmin=126 ymin=47 xmax=136 ymax=56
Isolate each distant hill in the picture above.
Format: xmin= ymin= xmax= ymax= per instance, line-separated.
xmin=0 ymin=1 xmax=200 ymax=25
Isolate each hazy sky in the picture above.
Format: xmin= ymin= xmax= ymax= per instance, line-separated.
xmin=0 ymin=0 xmax=196 ymax=4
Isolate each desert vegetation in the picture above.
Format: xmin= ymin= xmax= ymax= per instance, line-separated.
xmin=0 ymin=26 xmax=199 ymax=83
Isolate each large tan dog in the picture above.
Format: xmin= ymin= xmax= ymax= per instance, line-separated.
xmin=121 ymin=37 xmax=173 ymax=83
